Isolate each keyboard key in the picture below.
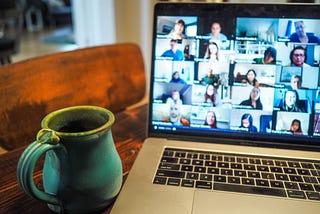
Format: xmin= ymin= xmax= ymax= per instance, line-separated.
xmin=200 ymin=174 xmax=213 ymax=181
xmin=287 ymin=190 xmax=306 ymax=199
xmin=161 ymin=157 xmax=178 ymax=163
xmin=262 ymin=159 xmax=274 ymax=166
xmin=205 ymin=160 xmax=217 ymax=167
xmin=270 ymin=180 xmax=284 ymax=188
xmin=196 ymin=181 xmax=212 ymax=190
xmin=306 ymin=192 xmax=320 ymax=201
xmin=199 ymin=154 xmax=210 ymax=160
xmin=248 ymin=171 xmax=260 ymax=178
xmin=194 ymin=166 xmax=206 ymax=173
xmin=289 ymin=175 xmax=303 ymax=182
xmin=208 ymin=167 xmax=219 ymax=174
xmin=256 ymin=179 xmax=269 ymax=187
xmin=224 ymin=156 xmax=236 ymax=162
xmin=181 ymin=179 xmax=194 ymax=188
xmin=187 ymin=153 xmax=198 ymax=159
xmin=175 ymin=152 xmax=186 ymax=158
xmin=237 ymin=157 xmax=248 ymax=163
xmin=212 ymin=155 xmax=222 ymax=161
xmin=299 ymin=183 xmax=314 ymax=191
xmin=167 ymin=178 xmax=181 ymax=186
xmin=297 ymin=169 xmax=310 ymax=175
xmin=228 ymin=176 xmax=241 ymax=184
xmin=242 ymin=178 xmax=255 ymax=186
xmin=214 ymin=183 xmax=287 ymax=197
xmin=156 ymin=170 xmax=185 ymax=178
xmin=270 ymin=166 xmax=283 ymax=173
xmin=218 ymin=162 xmax=229 ymax=168
xmin=231 ymin=163 xmax=243 ymax=169
xmin=275 ymin=160 xmax=287 ymax=167
xmin=301 ymin=163 xmax=314 ymax=169
xmin=192 ymin=160 xmax=204 ymax=166
xmin=153 ymin=176 xmax=167 ymax=185
xmin=288 ymin=162 xmax=301 ymax=168
xmin=163 ymin=150 xmax=174 ymax=157
xmin=284 ymin=182 xmax=299 ymax=190
xmin=234 ymin=170 xmax=247 ymax=177
xmin=249 ymin=158 xmax=261 ymax=164
xmin=221 ymin=169 xmax=233 ymax=175
xmin=261 ymin=172 xmax=275 ymax=180
xmin=257 ymin=165 xmax=269 ymax=172
xmin=244 ymin=164 xmax=256 ymax=171
xmin=180 ymin=159 xmax=191 ymax=164
xmin=181 ymin=165 xmax=193 ymax=172
xmin=303 ymin=176 xmax=318 ymax=184
xmin=186 ymin=172 xmax=199 ymax=180
xmin=314 ymin=184 xmax=320 ymax=192
xmin=275 ymin=174 xmax=289 ymax=181
xmin=159 ymin=163 xmax=180 ymax=170
xmin=284 ymin=168 xmax=297 ymax=174
xmin=314 ymin=164 xmax=320 ymax=170
xmin=214 ymin=175 xmax=227 ymax=183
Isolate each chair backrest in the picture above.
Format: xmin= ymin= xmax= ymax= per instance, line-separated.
xmin=0 ymin=43 xmax=146 ymax=150
xmin=0 ymin=1 xmax=23 ymax=64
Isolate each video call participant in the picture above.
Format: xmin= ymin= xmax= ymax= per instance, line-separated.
xmin=288 ymin=46 xmax=310 ymax=67
xmin=204 ymin=111 xmax=217 ymax=128
xmin=169 ymin=71 xmax=187 ymax=84
xmin=289 ymin=21 xmax=320 ymax=44
xmin=240 ymin=87 xmax=263 ymax=110
xmin=289 ymin=75 xmax=302 ymax=90
xmin=204 ymin=84 xmax=217 ymax=107
xmin=279 ymin=90 xmax=305 ymax=112
xmin=288 ymin=119 xmax=303 ymax=135
xmin=168 ymin=19 xmax=186 ymax=40
xmin=200 ymin=68 xmax=220 ymax=86
xmin=239 ymin=113 xmax=257 ymax=132
xmin=166 ymin=90 xmax=183 ymax=106
xmin=206 ymin=22 xmax=229 ymax=49
xmin=161 ymin=39 xmax=184 ymax=61
xmin=254 ymin=47 xmax=277 ymax=65
xmin=162 ymin=103 xmax=190 ymax=126
xmin=243 ymin=69 xmax=259 ymax=87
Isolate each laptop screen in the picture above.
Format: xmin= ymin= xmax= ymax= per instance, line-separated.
xmin=149 ymin=3 xmax=320 ymax=149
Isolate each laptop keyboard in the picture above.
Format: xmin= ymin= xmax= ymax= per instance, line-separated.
xmin=153 ymin=147 xmax=320 ymax=201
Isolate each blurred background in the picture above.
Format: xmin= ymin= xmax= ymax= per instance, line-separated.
xmin=0 ymin=0 xmax=318 ymax=84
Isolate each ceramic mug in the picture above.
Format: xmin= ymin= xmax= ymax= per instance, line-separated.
xmin=17 ymin=105 xmax=123 ymax=213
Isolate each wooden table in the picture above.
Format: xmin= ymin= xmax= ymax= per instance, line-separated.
xmin=0 ymin=104 xmax=148 ymax=214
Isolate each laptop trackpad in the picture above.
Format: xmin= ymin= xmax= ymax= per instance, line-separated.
xmin=192 ymin=190 xmax=316 ymax=214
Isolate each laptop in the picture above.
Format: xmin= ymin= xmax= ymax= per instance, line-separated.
xmin=111 ymin=2 xmax=320 ymax=214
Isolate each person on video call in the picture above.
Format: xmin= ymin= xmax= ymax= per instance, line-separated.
xmin=242 ymin=69 xmax=259 ymax=87
xmin=204 ymin=111 xmax=217 ymax=128
xmin=289 ymin=21 xmax=320 ymax=44
xmin=204 ymin=84 xmax=217 ymax=106
xmin=168 ymin=19 xmax=186 ymax=40
xmin=288 ymin=46 xmax=310 ymax=67
xmin=239 ymin=113 xmax=257 ymax=132
xmin=169 ymin=71 xmax=187 ymax=84
xmin=289 ymin=75 xmax=302 ymax=90
xmin=288 ymin=119 xmax=303 ymax=135
xmin=200 ymin=68 xmax=220 ymax=86
xmin=162 ymin=103 xmax=189 ymax=126
xmin=166 ymin=90 xmax=183 ymax=106
xmin=254 ymin=47 xmax=277 ymax=64
xmin=279 ymin=89 xmax=305 ymax=112
xmin=161 ymin=39 xmax=184 ymax=61
xmin=240 ymin=87 xmax=263 ymax=110
xmin=207 ymin=22 xmax=229 ymax=49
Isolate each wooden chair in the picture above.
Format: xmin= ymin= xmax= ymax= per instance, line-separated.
xmin=0 ymin=43 xmax=146 ymax=151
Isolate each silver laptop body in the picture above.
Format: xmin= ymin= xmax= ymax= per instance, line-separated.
xmin=111 ymin=2 xmax=320 ymax=214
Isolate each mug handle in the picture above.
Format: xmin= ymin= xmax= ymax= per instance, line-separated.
xmin=17 ymin=129 xmax=63 ymax=206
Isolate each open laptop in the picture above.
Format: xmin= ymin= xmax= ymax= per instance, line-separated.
xmin=111 ymin=2 xmax=320 ymax=214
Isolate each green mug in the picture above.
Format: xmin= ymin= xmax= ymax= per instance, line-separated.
xmin=17 ymin=105 xmax=123 ymax=213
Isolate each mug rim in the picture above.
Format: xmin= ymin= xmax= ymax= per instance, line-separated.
xmin=41 ymin=105 xmax=115 ymax=137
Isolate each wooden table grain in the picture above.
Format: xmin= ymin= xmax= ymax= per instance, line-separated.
xmin=0 ymin=104 xmax=148 ymax=214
